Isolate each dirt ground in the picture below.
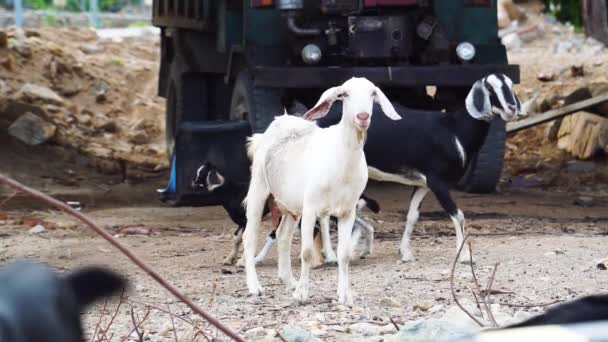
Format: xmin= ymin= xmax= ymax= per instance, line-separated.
xmin=1 ymin=173 xmax=608 ymax=341
xmin=1 ymin=2 xmax=608 ymax=341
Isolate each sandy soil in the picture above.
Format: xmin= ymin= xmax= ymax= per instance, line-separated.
xmin=1 ymin=179 xmax=608 ymax=341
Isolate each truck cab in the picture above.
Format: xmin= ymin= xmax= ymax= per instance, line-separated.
xmin=152 ymin=0 xmax=519 ymax=205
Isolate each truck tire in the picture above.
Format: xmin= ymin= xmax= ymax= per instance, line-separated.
xmin=165 ymin=61 xmax=208 ymax=159
xmin=230 ymin=70 xmax=282 ymax=133
xmin=457 ymin=118 xmax=506 ymax=193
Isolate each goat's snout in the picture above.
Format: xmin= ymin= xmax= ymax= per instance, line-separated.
xmin=355 ymin=112 xmax=370 ymax=130
xmin=356 ymin=112 xmax=369 ymax=121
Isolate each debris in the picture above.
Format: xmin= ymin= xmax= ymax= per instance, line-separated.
xmin=66 ymin=201 xmax=82 ymax=210
xmin=0 ymin=54 xmax=14 ymax=70
xmin=8 ymin=112 xmax=57 ymax=146
xmin=15 ymin=83 xmax=64 ymax=106
xmin=79 ymin=43 xmax=102 ymax=54
xmin=0 ymin=30 xmax=7 ymax=48
xmin=12 ymin=39 xmax=32 ymax=58
xmin=348 ymin=322 xmax=395 ymax=336
xmin=384 ymin=319 xmax=475 ymax=342
xmin=380 ymin=297 xmax=401 ymax=308
xmin=565 ymin=160 xmax=595 ymax=173
xmin=502 ymin=32 xmax=522 ymax=51
xmin=128 ymin=131 xmax=150 ymax=145
xmin=574 ymin=196 xmax=594 ymax=207
xmin=413 ymin=303 xmax=433 ymax=312
xmin=570 ymin=65 xmax=584 ymax=78
xmin=95 ymin=79 xmax=108 ymax=103
xmin=28 ymin=224 xmax=46 ymax=234
xmin=537 ymin=72 xmax=556 ymax=82
xmin=245 ymin=327 xmax=272 ymax=339
xmin=280 ymin=325 xmax=321 ymax=342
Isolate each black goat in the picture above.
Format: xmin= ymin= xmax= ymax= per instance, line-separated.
xmin=191 ymin=162 xmax=380 ymax=267
xmin=318 ymin=74 xmax=524 ymax=263
xmin=0 ymin=260 xmax=126 ymax=342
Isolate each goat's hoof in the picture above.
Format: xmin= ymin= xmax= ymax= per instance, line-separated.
xmin=399 ymin=250 xmax=416 ymax=263
xmin=359 ymin=252 xmax=371 ymax=260
xmin=248 ymin=286 xmax=265 ymax=297
xmin=254 ymin=257 xmax=263 ymax=266
xmin=279 ymin=276 xmax=298 ymax=290
xmin=338 ymin=291 xmax=354 ymax=306
xmin=292 ymin=286 xmax=309 ymax=304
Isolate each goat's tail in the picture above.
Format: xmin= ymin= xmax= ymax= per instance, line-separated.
xmin=246 ymin=134 xmax=263 ymax=161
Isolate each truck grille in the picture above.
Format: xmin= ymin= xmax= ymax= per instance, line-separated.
xmin=321 ymin=0 xmax=362 ymax=14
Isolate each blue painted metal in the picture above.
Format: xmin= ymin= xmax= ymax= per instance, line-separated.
xmin=89 ymin=0 xmax=100 ymax=28
xmin=14 ymin=0 xmax=23 ymax=29
xmin=157 ymin=155 xmax=177 ymax=195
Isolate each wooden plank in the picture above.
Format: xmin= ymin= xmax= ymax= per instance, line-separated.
xmin=506 ymin=93 xmax=608 ymax=133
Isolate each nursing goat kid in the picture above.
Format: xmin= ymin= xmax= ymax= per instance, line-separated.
xmin=243 ymin=77 xmax=401 ymax=304
xmin=317 ymin=74 xmax=523 ymax=263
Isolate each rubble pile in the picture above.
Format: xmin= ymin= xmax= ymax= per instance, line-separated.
xmin=0 ymin=27 xmax=167 ymax=180
xmin=502 ymin=2 xmax=608 ymax=192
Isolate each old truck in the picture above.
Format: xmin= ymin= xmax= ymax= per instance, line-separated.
xmin=152 ymin=0 xmax=520 ymax=206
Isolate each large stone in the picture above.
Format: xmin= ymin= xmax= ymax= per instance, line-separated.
xmin=280 ymin=325 xmax=321 ymax=342
xmin=16 ymin=83 xmax=64 ymax=106
xmin=0 ymin=30 xmax=7 ymax=48
xmin=8 ymin=112 xmax=56 ymax=146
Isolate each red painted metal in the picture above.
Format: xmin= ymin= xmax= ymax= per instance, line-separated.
xmin=250 ymin=0 xmax=273 ymax=7
xmin=364 ymin=0 xmax=417 ymax=6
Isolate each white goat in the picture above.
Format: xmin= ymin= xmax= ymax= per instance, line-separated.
xmin=242 ymin=77 xmax=401 ymax=304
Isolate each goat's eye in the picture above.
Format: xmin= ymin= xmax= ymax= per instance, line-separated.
xmin=372 ymin=91 xmax=377 ymax=97
xmin=338 ymin=92 xmax=348 ymax=99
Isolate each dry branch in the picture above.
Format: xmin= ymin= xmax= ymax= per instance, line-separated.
xmin=0 ymin=174 xmax=245 ymax=342
xmin=450 ymin=235 xmax=485 ymax=327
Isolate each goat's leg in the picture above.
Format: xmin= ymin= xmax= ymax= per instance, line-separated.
xmin=223 ymin=226 xmax=244 ymax=265
xmin=242 ymin=182 xmax=270 ymax=296
xmin=255 ymin=229 xmax=277 ymax=265
xmin=427 ymin=178 xmax=470 ymax=264
xmin=293 ymin=209 xmax=316 ymax=304
xmin=353 ymin=217 xmax=374 ymax=259
xmin=276 ymin=215 xmax=297 ymax=290
xmin=337 ymin=209 xmax=356 ymax=305
xmin=319 ymin=216 xmax=338 ymax=265
xmin=400 ymin=187 xmax=429 ymax=262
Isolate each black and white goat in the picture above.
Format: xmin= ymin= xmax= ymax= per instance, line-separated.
xmin=0 ymin=260 xmax=126 ymax=342
xmin=317 ymin=74 xmax=523 ymax=263
xmin=191 ymin=162 xmax=379 ymax=267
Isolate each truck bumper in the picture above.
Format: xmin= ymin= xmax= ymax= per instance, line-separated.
xmin=253 ymin=64 xmax=520 ymax=88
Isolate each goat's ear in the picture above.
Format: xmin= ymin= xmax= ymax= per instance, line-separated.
xmin=374 ymin=87 xmax=401 ymax=120
xmin=206 ymin=169 xmax=225 ymax=191
xmin=303 ymin=86 xmax=343 ymax=120
xmin=65 ymin=267 xmax=127 ymax=308
xmin=465 ymin=79 xmax=491 ymax=120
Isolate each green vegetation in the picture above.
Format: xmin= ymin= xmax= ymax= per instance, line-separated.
xmin=19 ymin=0 xmax=141 ymax=12
xmin=544 ymin=0 xmax=583 ymax=28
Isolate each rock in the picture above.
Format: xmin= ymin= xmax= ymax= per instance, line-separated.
xmin=428 ymin=304 xmax=445 ymax=314
xmin=558 ymin=113 xmax=608 ymax=159
xmin=280 ymin=325 xmax=320 ymax=342
xmin=95 ymin=120 xmax=119 ymax=133
xmin=501 ymin=32 xmax=522 ymax=51
xmin=574 ymin=196 xmax=594 ymax=207
xmin=384 ymin=319 xmax=475 ymax=342
xmin=440 ymin=306 xmax=484 ymax=332
xmin=28 ymin=224 xmax=46 ymax=234
xmin=16 ymin=83 xmax=64 ymax=106
xmin=348 ymin=323 xmax=395 ymax=336
xmin=565 ymin=160 xmax=595 ymax=173
xmin=94 ymin=79 xmax=108 ymax=103
xmin=597 ymin=258 xmax=608 ymax=270
xmin=12 ymin=39 xmax=32 ymax=58
xmin=45 ymin=41 xmax=64 ymax=57
xmin=8 ymin=112 xmax=56 ymax=146
xmin=380 ymin=297 xmax=401 ymax=308
xmin=245 ymin=327 xmax=272 ymax=339
xmin=79 ymin=43 xmax=102 ymax=54
xmin=0 ymin=30 xmax=7 ymax=48
xmin=537 ymin=72 xmax=556 ymax=82
xmin=128 ymin=131 xmax=150 ymax=145
xmin=0 ymin=79 xmax=10 ymax=96
xmin=159 ymin=321 xmax=174 ymax=337
xmin=413 ymin=303 xmax=433 ymax=312
xmin=0 ymin=54 xmax=15 ymax=71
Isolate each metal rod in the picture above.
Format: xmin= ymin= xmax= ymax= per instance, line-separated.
xmin=89 ymin=0 xmax=100 ymax=28
xmin=0 ymin=174 xmax=245 ymax=342
xmin=14 ymin=0 xmax=23 ymax=28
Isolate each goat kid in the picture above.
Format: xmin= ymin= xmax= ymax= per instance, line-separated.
xmin=243 ymin=77 xmax=400 ymax=304
xmin=191 ymin=162 xmax=379 ymax=267
xmin=255 ymin=193 xmax=381 ymax=267
xmin=317 ymin=74 xmax=523 ymax=263
xmin=0 ymin=260 xmax=126 ymax=342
